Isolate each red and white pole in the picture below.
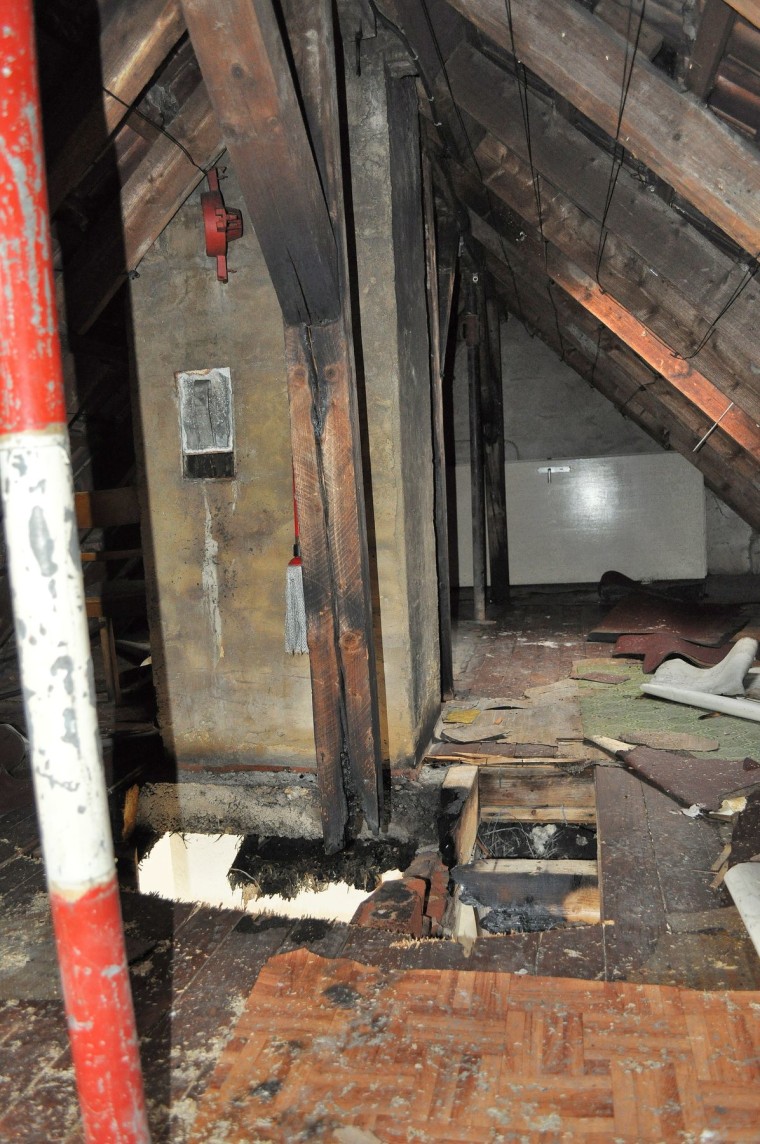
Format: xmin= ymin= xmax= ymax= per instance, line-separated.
xmin=0 ymin=4 xmax=150 ymax=1141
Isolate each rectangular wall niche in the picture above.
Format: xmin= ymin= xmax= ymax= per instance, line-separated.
xmin=177 ymin=366 xmax=235 ymax=479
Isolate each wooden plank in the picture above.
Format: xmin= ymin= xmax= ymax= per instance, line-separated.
xmin=641 ymin=781 xmax=727 ymax=915
xmin=480 ymin=806 xmax=597 ymax=825
xmin=423 ymin=155 xmax=454 ymax=700
xmin=74 ymin=487 xmax=139 ymax=528
xmin=478 ymin=772 xmax=595 ymax=811
xmin=181 ymin=0 xmax=340 ymax=326
xmin=439 ymin=764 xmax=479 ymax=866
xmin=594 ymin=0 xmax=663 ymax=59
xmin=444 ymin=0 xmax=760 ymax=255
xmin=596 ymin=765 xmax=666 ymax=979
xmin=458 ymin=858 xmax=598 ymax=877
xmin=47 ymin=0 xmax=186 ymax=211
xmin=65 ymin=84 xmax=223 ymax=334
xmin=444 ymin=41 xmax=760 ymax=403
xmin=280 ymin=1 xmax=382 ymax=837
xmin=687 ymin=0 xmax=736 ymax=99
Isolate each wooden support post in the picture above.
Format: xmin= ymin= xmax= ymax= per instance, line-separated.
xmin=688 ymin=0 xmax=736 ymax=99
xmin=483 ymin=288 xmax=509 ymax=604
xmin=465 ymin=269 xmax=487 ymax=622
xmin=280 ymin=0 xmax=383 ymax=839
xmin=423 ymin=155 xmax=454 ymax=700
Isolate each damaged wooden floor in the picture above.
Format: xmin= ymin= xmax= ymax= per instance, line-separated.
xmin=2 ymin=588 xmax=760 ymax=1140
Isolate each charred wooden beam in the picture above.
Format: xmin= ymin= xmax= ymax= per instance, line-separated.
xmin=47 ymin=0 xmax=186 ymax=212
xmin=444 ymin=42 xmax=760 ymax=424
xmin=181 ymin=0 xmax=341 ymax=326
xmin=280 ymin=0 xmax=383 ymax=841
xmin=423 ymin=155 xmax=454 ymax=700
xmin=687 ymin=0 xmax=736 ymax=100
xmin=444 ymin=0 xmax=760 ymax=255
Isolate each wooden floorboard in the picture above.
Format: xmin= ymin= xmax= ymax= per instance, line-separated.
xmin=189 ymin=948 xmax=760 ymax=1142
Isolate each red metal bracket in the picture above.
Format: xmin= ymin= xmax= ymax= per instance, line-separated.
xmin=201 ymin=168 xmax=243 ymax=283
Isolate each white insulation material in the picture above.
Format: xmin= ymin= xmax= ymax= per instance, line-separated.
xmin=724 ymin=864 xmax=760 ymax=956
xmin=0 ymin=431 xmax=113 ymax=890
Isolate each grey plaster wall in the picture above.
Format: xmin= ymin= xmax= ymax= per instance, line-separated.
xmin=130 ymin=171 xmax=316 ymax=770
xmin=452 ymin=317 xmax=759 ymax=577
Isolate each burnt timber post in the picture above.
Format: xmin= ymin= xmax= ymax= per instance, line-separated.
xmin=182 ymin=0 xmax=383 ymax=849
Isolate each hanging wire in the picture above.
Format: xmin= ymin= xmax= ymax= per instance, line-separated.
xmin=103 ymin=86 xmax=209 ymax=176
xmin=502 ymin=0 xmax=566 ymax=359
xmin=679 ymin=255 xmax=760 ymax=359
xmin=594 ymin=0 xmax=647 ymax=286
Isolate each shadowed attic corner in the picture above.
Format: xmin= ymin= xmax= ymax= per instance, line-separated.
xmin=2 ymin=0 xmax=760 ymax=1138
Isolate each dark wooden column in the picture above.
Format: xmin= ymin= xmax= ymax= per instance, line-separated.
xmin=482 ymin=288 xmax=509 ymax=604
xmin=422 ymin=155 xmax=454 ymax=700
xmin=464 ymin=267 xmax=487 ymax=622
xmin=182 ymin=0 xmax=382 ymax=848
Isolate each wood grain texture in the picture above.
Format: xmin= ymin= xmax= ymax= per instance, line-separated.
xmin=47 ymin=0 xmax=186 ymax=211
xmin=181 ymin=0 xmax=340 ymax=325
xmin=189 ymin=947 xmax=760 ymax=1141
xmin=445 ymin=0 xmax=760 ymax=256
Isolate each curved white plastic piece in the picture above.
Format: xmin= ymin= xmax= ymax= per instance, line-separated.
xmin=640 ymin=682 xmax=760 ymax=722
xmin=724 ymin=864 xmax=760 ymax=957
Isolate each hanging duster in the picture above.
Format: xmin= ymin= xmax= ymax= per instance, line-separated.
xmin=285 ymin=476 xmax=308 ymax=653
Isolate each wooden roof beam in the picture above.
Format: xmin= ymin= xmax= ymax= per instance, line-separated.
xmin=181 ymin=0 xmax=341 ymax=326
xmin=727 ymin=1 xmax=760 ymax=29
xmin=47 ymin=0 xmax=186 ymax=212
xmin=444 ymin=0 xmax=760 ymax=255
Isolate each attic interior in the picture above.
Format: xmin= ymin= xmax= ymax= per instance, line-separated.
xmin=3 ymin=0 xmax=760 ymax=1138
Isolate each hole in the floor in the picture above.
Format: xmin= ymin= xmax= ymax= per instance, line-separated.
xmin=138 ymin=832 xmax=415 ymax=923
xmin=476 ymin=822 xmax=597 ymax=861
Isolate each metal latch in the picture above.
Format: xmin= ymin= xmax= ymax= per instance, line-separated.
xmin=537 ymin=465 xmax=570 ymax=484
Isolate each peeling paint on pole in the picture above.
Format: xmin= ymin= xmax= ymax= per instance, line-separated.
xmin=0 ymin=3 xmax=149 ymax=1141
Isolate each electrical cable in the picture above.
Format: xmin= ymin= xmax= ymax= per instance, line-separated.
xmin=594 ymin=0 xmax=647 ymax=286
xmin=103 ymin=86 xmax=209 ymax=176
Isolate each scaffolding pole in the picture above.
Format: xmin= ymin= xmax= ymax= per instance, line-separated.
xmin=0 ymin=4 xmax=150 ymax=1140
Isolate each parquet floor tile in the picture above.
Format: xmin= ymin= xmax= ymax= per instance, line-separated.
xmin=190 ymin=949 xmax=760 ymax=1142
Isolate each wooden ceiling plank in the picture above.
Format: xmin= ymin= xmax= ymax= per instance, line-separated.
xmin=48 ymin=0 xmax=186 ymax=211
xmin=444 ymin=42 xmax=746 ymax=311
xmin=444 ymin=0 xmax=760 ymax=256
xmin=687 ymin=0 xmax=736 ymax=99
xmin=469 ymin=132 xmax=760 ymax=426
xmin=65 ymin=85 xmax=223 ymax=335
xmin=181 ymin=0 xmax=341 ymax=326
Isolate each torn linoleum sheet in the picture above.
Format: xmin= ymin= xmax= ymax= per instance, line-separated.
xmin=620 ymin=745 xmax=760 ymax=812
xmin=588 ymin=593 xmax=746 ymax=647
xmin=612 ymin=633 xmax=733 ymax=674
